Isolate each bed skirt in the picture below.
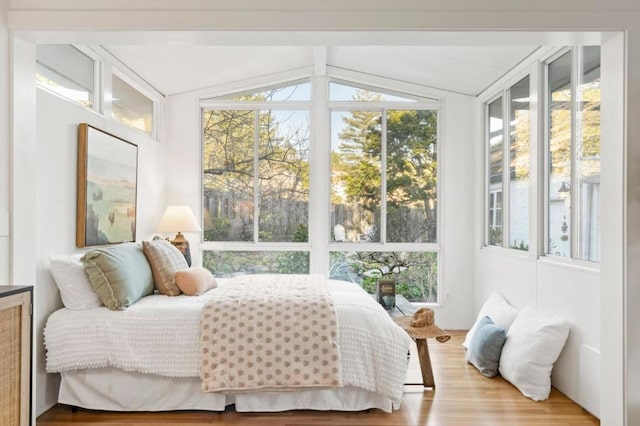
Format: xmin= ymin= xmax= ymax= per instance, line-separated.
xmin=59 ymin=368 xmax=396 ymax=413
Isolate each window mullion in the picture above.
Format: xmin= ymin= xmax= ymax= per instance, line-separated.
xmin=253 ymin=109 xmax=260 ymax=244
xmin=502 ymin=91 xmax=511 ymax=248
xmin=570 ymin=47 xmax=579 ymax=260
xmin=381 ymin=108 xmax=388 ymax=244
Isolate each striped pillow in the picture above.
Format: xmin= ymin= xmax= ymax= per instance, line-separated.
xmin=142 ymin=240 xmax=189 ymax=296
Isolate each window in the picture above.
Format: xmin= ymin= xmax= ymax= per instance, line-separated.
xmin=202 ymin=81 xmax=311 ymax=274
xmin=485 ymin=76 xmax=531 ymax=250
xmin=328 ymin=83 xmax=439 ymax=303
xmin=545 ymin=47 xmax=600 ymax=262
xmin=201 ymin=79 xmax=440 ymax=303
xmin=508 ymin=76 xmax=531 ymax=250
xmin=36 ymin=45 xmax=162 ymax=138
xmin=36 ymin=45 xmax=96 ymax=109
xmin=487 ymin=96 xmax=504 ymax=246
xmin=112 ymin=74 xmax=154 ymax=135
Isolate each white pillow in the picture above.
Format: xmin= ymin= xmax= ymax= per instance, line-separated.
xmin=49 ymin=254 xmax=102 ymax=309
xmin=463 ymin=293 xmax=518 ymax=349
xmin=498 ymin=307 xmax=571 ymax=401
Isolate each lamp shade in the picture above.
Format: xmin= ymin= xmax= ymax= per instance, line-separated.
xmin=158 ymin=205 xmax=201 ymax=233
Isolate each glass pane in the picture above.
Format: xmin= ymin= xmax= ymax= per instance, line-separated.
xmin=220 ymin=81 xmax=311 ymax=102
xmin=487 ymin=97 xmax=503 ymax=246
xmin=112 ymin=75 xmax=154 ymax=134
xmin=35 ymin=45 xmax=94 ymax=108
xmin=330 ymin=110 xmax=382 ymax=243
xmin=329 ymin=251 xmax=438 ymax=303
xmin=258 ymin=110 xmax=310 ymax=242
xmin=547 ymin=52 xmax=572 ymax=257
xmin=203 ymin=251 xmax=309 ymax=276
xmin=508 ymin=76 xmax=530 ymax=251
xmin=386 ymin=110 xmax=438 ymax=243
xmin=329 ymin=82 xmax=420 ymax=102
xmin=202 ymin=110 xmax=255 ymax=242
xmin=577 ymin=47 xmax=601 ymax=262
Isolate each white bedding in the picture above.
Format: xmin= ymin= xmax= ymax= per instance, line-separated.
xmin=45 ymin=279 xmax=411 ymax=408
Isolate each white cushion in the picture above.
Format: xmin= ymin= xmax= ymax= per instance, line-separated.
xmin=50 ymin=254 xmax=102 ymax=309
xmin=463 ymin=293 xmax=518 ymax=349
xmin=498 ymin=307 xmax=571 ymax=401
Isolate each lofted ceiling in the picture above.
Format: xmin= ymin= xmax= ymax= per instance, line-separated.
xmin=104 ymin=44 xmax=539 ymax=97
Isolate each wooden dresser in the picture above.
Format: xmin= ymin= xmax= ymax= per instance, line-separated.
xmin=0 ymin=286 xmax=32 ymax=426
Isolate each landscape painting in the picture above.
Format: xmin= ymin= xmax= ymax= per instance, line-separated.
xmin=76 ymin=123 xmax=138 ymax=247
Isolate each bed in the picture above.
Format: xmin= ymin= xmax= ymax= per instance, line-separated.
xmin=44 ymin=276 xmax=412 ymax=413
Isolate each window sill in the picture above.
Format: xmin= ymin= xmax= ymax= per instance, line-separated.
xmin=536 ymin=256 xmax=600 ymax=275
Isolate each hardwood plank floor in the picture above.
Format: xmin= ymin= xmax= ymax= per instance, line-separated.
xmin=37 ymin=331 xmax=598 ymax=426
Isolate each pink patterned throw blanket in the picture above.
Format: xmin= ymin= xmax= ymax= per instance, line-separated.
xmin=200 ymin=274 xmax=343 ymax=393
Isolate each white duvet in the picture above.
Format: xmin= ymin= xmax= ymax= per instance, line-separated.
xmin=45 ymin=279 xmax=411 ymax=406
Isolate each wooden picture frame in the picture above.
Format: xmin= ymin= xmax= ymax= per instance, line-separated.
xmin=76 ymin=123 xmax=138 ymax=247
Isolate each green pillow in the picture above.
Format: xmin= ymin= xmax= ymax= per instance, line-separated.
xmin=82 ymin=243 xmax=154 ymax=310
xmin=466 ymin=316 xmax=507 ymax=378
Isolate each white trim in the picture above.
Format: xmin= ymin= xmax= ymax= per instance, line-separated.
xmin=189 ymin=67 xmax=313 ymax=99
xmin=529 ymin=57 xmax=543 ymax=261
xmin=536 ymin=254 xmax=600 ymax=275
xmin=91 ymin=45 xmax=164 ymax=100
xmin=477 ymin=46 xmax=561 ymax=102
xmin=328 ymin=243 xmax=440 ymax=252
xmin=201 ymin=242 xmax=311 ymax=251
xmin=201 ymin=101 xmax=312 ymax=110
xmin=328 ymin=66 xmax=449 ymax=100
xmin=501 ymin=93 xmax=510 ymax=248
xmin=309 ymin=73 xmax=330 ymax=275
xmin=252 ymin=109 xmax=260 ymax=244
xmin=380 ymin=107 xmax=388 ymax=244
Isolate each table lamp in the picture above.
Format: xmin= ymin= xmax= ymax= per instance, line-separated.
xmin=158 ymin=205 xmax=201 ymax=266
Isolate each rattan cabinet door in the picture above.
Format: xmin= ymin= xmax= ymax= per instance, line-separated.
xmin=0 ymin=287 xmax=32 ymax=426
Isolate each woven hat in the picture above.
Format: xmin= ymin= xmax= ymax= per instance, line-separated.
xmin=394 ymin=308 xmax=450 ymax=343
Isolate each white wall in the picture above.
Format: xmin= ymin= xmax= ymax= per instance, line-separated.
xmin=472 ymin=40 xmax=626 ymax=418
xmin=33 ymin=88 xmax=164 ymax=415
xmin=0 ymin=0 xmax=8 ymax=283
xmin=5 ymin=2 xmax=639 ymax=425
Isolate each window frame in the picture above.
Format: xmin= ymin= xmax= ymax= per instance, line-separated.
xmin=199 ymin=83 xmax=313 ymax=252
xmin=542 ymin=46 xmax=601 ymax=264
xmin=483 ymin=74 xmax=532 ymax=252
xmin=35 ymin=44 xmax=102 ymax=113
xmin=34 ymin=44 xmax=164 ymax=140
xmin=327 ymin=78 xmax=442 ymax=304
xmin=199 ymin=75 xmax=443 ymax=304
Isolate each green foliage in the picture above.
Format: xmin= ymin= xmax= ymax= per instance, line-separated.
xmin=333 ymin=91 xmax=438 ymax=242
xmin=329 ymin=251 xmax=438 ymax=303
xmin=489 ymin=227 xmax=503 ymax=246
xmin=273 ymin=224 xmax=310 ymax=273
xmin=511 ymin=240 xmax=529 ymax=251
xmin=203 ymin=250 xmax=309 ymax=277
xmin=203 ymin=217 xmax=231 ymax=241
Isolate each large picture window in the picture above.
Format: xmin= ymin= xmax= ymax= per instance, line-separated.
xmin=201 ymin=79 xmax=440 ymax=303
xmin=328 ymin=82 xmax=439 ymax=303
xmin=545 ymin=47 xmax=601 ymax=262
xmin=202 ymin=81 xmax=311 ymax=273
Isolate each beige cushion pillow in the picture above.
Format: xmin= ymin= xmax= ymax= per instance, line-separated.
xmin=82 ymin=243 xmax=154 ymax=310
xmin=142 ymin=240 xmax=189 ymax=296
xmin=175 ymin=267 xmax=217 ymax=296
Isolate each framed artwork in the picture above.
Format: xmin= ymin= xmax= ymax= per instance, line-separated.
xmin=76 ymin=123 xmax=138 ymax=247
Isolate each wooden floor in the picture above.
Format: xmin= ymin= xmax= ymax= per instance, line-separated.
xmin=37 ymin=331 xmax=598 ymax=426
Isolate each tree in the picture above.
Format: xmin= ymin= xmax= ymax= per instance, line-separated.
xmin=334 ymin=89 xmax=438 ymax=243
xmin=202 ymin=87 xmax=310 ymax=243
